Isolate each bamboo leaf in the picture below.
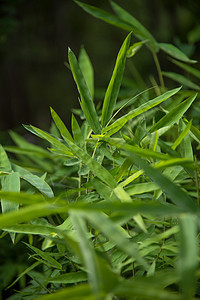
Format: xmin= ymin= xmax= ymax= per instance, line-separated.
xmin=102 ymin=87 xmax=181 ymax=134
xmin=50 ymin=107 xmax=73 ymax=142
xmin=36 ymin=284 xmax=92 ymax=300
xmin=13 ymin=164 xmax=54 ymax=198
xmin=110 ymin=1 xmax=158 ymax=50
xmin=79 ymin=47 xmax=94 ymax=99
xmin=162 ymin=72 xmax=200 ymax=90
xmin=170 ymin=59 xmax=200 ymax=79
xmin=65 ymin=138 xmax=117 ymax=188
xmin=172 ymin=120 xmax=192 ymax=150
xmin=48 ymin=271 xmax=87 ymax=284
xmin=127 ymin=153 xmax=197 ymax=213
xmin=149 ymin=93 xmax=197 ymax=132
xmin=24 ymin=243 xmax=62 ymax=270
xmin=159 ymin=43 xmax=197 ymax=63
xmin=179 ymin=214 xmax=198 ymax=300
xmin=75 ymin=1 xmax=133 ymax=32
xmin=81 ymin=211 xmax=149 ymax=270
xmin=101 ymin=32 xmax=131 ymax=127
xmin=71 ymin=114 xmax=85 ymax=148
xmin=0 ymin=145 xmax=12 ymax=173
xmin=68 ymin=48 xmax=101 ymax=134
xmin=1 ymin=172 xmax=20 ymax=242
xmin=70 ymin=212 xmax=101 ymax=296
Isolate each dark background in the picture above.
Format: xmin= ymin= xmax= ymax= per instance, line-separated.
xmin=0 ymin=0 xmax=199 ymax=135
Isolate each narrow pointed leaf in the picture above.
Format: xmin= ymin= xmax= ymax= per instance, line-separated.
xmin=159 ymin=43 xmax=197 ymax=63
xmin=149 ymin=93 xmax=197 ymax=132
xmin=13 ymin=164 xmax=54 ymax=198
xmin=170 ymin=59 xmax=200 ymax=79
xmin=162 ymin=72 xmax=200 ymax=90
xmin=65 ymin=138 xmax=117 ymax=188
xmin=75 ymin=1 xmax=133 ymax=31
xmin=127 ymin=153 xmax=197 ymax=212
xmin=82 ymin=211 xmax=149 ymax=270
xmin=70 ymin=212 xmax=101 ymax=296
xmin=102 ymin=87 xmax=181 ymax=134
xmin=68 ymin=48 xmax=101 ymax=133
xmin=24 ymin=243 xmax=62 ymax=270
xmin=79 ymin=47 xmax=94 ymax=99
xmin=0 ymin=145 xmax=12 ymax=173
xmin=179 ymin=214 xmax=198 ymax=300
xmin=101 ymin=32 xmax=131 ymax=127
xmin=110 ymin=1 xmax=158 ymax=50
xmin=50 ymin=107 xmax=73 ymax=142
xmin=1 ymin=172 xmax=20 ymax=242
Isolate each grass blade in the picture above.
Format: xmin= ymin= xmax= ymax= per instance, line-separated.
xmin=101 ymin=33 xmax=131 ymax=127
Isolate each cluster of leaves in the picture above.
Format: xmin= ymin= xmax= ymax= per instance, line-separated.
xmin=1 ymin=1 xmax=200 ymax=299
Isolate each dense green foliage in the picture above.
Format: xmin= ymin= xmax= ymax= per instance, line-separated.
xmin=1 ymin=1 xmax=200 ymax=299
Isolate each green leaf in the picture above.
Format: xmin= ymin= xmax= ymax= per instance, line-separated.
xmin=25 ymin=125 xmax=73 ymax=156
xmin=71 ymin=114 xmax=85 ymax=148
xmin=75 ymin=1 xmax=133 ymax=32
xmin=103 ymin=137 xmax=172 ymax=161
xmin=3 ymin=224 xmax=57 ymax=236
xmin=82 ymin=211 xmax=148 ymax=270
xmin=70 ymin=212 xmax=101 ymax=296
xmin=126 ymin=182 xmax=159 ymax=196
xmin=101 ymin=32 xmax=131 ymax=127
xmin=9 ymin=130 xmax=50 ymax=156
xmin=24 ymin=243 xmax=62 ymax=270
xmin=0 ymin=145 xmax=12 ymax=173
xmin=1 ymin=172 xmax=20 ymax=242
xmin=48 ymin=271 xmax=87 ymax=284
xmin=50 ymin=107 xmax=73 ymax=142
xmin=110 ymin=1 xmax=158 ymax=50
xmin=13 ymin=164 xmax=54 ymax=198
xmin=65 ymin=138 xmax=117 ymax=188
xmin=36 ymin=284 xmax=92 ymax=300
xmin=159 ymin=43 xmax=197 ymax=63
xmin=68 ymin=48 xmax=101 ymax=134
xmin=179 ymin=214 xmax=198 ymax=300
xmin=79 ymin=47 xmax=94 ymax=99
xmin=149 ymin=93 xmax=197 ymax=132
xmin=170 ymin=59 xmax=200 ymax=79
xmin=127 ymin=154 xmax=197 ymax=213
xmin=172 ymin=120 xmax=192 ymax=150
xmin=162 ymin=72 xmax=200 ymax=90
xmin=102 ymin=87 xmax=181 ymax=134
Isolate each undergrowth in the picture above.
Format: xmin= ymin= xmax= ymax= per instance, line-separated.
xmin=1 ymin=1 xmax=200 ymax=300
